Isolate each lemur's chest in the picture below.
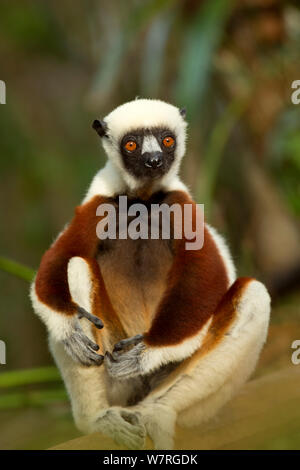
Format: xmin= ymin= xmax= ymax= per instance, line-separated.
xmin=97 ymin=236 xmax=173 ymax=336
xmin=95 ymin=192 xmax=174 ymax=336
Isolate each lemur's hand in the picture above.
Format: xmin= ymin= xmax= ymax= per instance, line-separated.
xmin=104 ymin=334 xmax=145 ymax=380
xmin=62 ymin=307 xmax=104 ymax=366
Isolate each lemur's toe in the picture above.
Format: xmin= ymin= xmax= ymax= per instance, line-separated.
xmin=77 ymin=306 xmax=104 ymax=329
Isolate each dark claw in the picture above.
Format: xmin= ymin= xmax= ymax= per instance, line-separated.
xmin=85 ymin=349 xmax=104 ymax=366
xmin=94 ymin=354 xmax=105 ymax=366
xmin=77 ymin=307 xmax=104 ymax=329
xmin=113 ymin=334 xmax=144 ymax=353
xmin=105 ymin=351 xmax=117 ymax=363
xmin=85 ymin=338 xmax=100 ymax=351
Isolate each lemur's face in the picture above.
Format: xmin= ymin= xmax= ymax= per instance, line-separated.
xmin=93 ymin=99 xmax=187 ymax=188
xmin=120 ymin=127 xmax=176 ymax=180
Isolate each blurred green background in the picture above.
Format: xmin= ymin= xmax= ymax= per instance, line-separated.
xmin=0 ymin=0 xmax=299 ymax=449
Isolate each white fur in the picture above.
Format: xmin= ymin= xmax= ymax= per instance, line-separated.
xmin=147 ymin=281 xmax=270 ymax=405
xmin=206 ymin=224 xmax=236 ymax=286
xmin=67 ymin=257 xmax=93 ymax=312
xmin=132 ymin=279 xmax=271 ymax=448
xmin=100 ymin=99 xmax=187 ymax=192
xmin=30 ymin=256 xmax=97 ymax=344
xmin=142 ymin=134 xmax=162 ymax=154
xmin=90 ymin=407 xmax=146 ymax=449
xmin=30 ymin=282 xmax=74 ymax=341
xmin=159 ymin=174 xmax=190 ymax=194
xmin=49 ymin=337 xmax=109 ymax=434
xmin=140 ymin=317 xmax=213 ymax=375
xmin=52 ymin=277 xmax=270 ymax=449
xmin=83 ymin=99 xmax=189 ymax=201
xmin=83 ymin=161 xmax=126 ymax=203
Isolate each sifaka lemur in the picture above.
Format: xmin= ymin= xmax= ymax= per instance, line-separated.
xmin=30 ymin=99 xmax=270 ymax=450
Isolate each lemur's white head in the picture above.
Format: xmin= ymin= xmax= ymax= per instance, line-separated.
xmin=93 ymin=98 xmax=187 ymax=190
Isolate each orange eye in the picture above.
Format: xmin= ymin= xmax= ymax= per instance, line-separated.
xmin=124 ymin=140 xmax=137 ymax=152
xmin=163 ymin=136 xmax=175 ymax=148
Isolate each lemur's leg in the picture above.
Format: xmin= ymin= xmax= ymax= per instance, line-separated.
xmin=177 ymin=322 xmax=266 ymax=429
xmin=49 ymin=337 xmax=106 ymax=432
xmin=51 ymin=256 xmax=146 ymax=449
xmin=127 ymin=279 xmax=270 ymax=449
xmin=50 ymin=338 xmax=146 ymax=449
xmin=31 ymin=195 xmax=109 ymax=366
xmin=49 ymin=256 xmax=107 ymax=432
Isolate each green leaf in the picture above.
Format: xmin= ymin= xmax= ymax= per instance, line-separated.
xmin=140 ymin=12 xmax=174 ymax=96
xmin=0 ymin=366 xmax=61 ymax=389
xmin=90 ymin=0 xmax=177 ymax=102
xmin=197 ymin=99 xmax=247 ymax=218
xmin=0 ymin=388 xmax=67 ymax=410
xmin=175 ymin=0 xmax=235 ymax=118
xmin=0 ymin=257 xmax=35 ymax=282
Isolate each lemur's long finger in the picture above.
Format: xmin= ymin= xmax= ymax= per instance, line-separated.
xmin=81 ymin=334 xmax=100 ymax=351
xmin=76 ymin=335 xmax=103 ymax=363
xmin=77 ymin=306 xmax=104 ymax=329
xmin=84 ymin=349 xmax=104 ymax=366
xmin=78 ymin=343 xmax=104 ymax=366
xmin=64 ymin=332 xmax=104 ymax=366
xmin=73 ymin=322 xmax=100 ymax=351
xmin=113 ymin=334 xmax=144 ymax=353
xmin=77 ymin=350 xmax=104 ymax=367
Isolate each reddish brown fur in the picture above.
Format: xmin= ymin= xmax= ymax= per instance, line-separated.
xmin=35 ymin=196 xmax=110 ymax=315
xmin=36 ymin=190 xmax=233 ymax=351
xmin=208 ymin=276 xmax=254 ymax=341
xmin=144 ymin=191 xmax=230 ymax=347
xmin=152 ymin=277 xmax=254 ymax=389
xmin=182 ymin=277 xmax=254 ymax=373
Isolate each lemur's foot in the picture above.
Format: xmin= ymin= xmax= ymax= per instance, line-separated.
xmin=95 ymin=407 xmax=146 ymax=450
xmin=62 ymin=308 xmax=104 ymax=366
xmin=113 ymin=334 xmax=144 ymax=353
xmin=136 ymin=404 xmax=176 ymax=450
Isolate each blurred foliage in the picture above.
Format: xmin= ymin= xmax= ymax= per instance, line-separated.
xmin=0 ymin=365 xmax=65 ymax=411
xmin=0 ymin=257 xmax=34 ymax=282
xmin=0 ymin=0 xmax=299 ymax=449
xmin=0 ymin=2 xmax=65 ymax=56
xmin=0 ymin=366 xmax=60 ymax=389
xmin=269 ymin=107 xmax=300 ymax=215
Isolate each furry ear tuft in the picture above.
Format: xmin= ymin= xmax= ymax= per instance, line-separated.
xmin=179 ymin=108 xmax=186 ymax=118
xmin=92 ymin=119 xmax=108 ymax=137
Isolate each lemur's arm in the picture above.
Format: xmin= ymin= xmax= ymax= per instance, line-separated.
xmin=105 ymin=191 xmax=232 ymax=379
xmin=31 ymin=195 xmax=108 ymax=366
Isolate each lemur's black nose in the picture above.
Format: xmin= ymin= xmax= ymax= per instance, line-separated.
xmin=144 ymin=152 xmax=163 ymax=169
